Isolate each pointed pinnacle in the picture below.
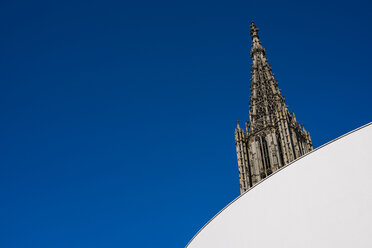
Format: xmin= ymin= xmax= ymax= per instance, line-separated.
xmin=301 ymin=123 xmax=306 ymax=131
xmin=250 ymin=21 xmax=259 ymax=37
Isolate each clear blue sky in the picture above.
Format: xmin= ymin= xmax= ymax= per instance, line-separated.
xmin=1 ymin=0 xmax=371 ymax=247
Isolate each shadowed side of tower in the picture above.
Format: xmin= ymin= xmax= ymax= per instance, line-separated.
xmin=235 ymin=22 xmax=313 ymax=194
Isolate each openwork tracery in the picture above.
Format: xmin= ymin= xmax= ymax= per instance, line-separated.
xmin=235 ymin=22 xmax=313 ymax=194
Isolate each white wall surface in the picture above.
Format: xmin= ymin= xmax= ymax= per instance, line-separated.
xmin=187 ymin=123 xmax=372 ymax=248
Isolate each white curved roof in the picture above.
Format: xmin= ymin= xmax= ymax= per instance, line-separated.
xmin=187 ymin=123 xmax=372 ymax=248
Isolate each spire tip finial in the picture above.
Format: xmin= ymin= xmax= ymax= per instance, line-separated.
xmin=250 ymin=22 xmax=259 ymax=37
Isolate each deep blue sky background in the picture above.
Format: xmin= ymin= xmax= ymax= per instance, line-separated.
xmin=1 ymin=0 xmax=371 ymax=247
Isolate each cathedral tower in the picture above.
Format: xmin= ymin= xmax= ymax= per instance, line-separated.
xmin=235 ymin=22 xmax=313 ymax=194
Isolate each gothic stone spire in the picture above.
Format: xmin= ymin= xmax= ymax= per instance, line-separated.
xmin=234 ymin=22 xmax=313 ymax=194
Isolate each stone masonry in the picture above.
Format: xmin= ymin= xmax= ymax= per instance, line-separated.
xmin=235 ymin=22 xmax=313 ymax=194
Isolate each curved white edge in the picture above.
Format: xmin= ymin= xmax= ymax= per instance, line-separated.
xmin=186 ymin=122 xmax=372 ymax=247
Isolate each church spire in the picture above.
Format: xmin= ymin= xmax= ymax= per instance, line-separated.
xmin=248 ymin=22 xmax=283 ymax=131
xmin=234 ymin=22 xmax=313 ymax=194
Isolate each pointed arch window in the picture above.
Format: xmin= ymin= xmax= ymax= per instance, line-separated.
xmin=262 ymin=136 xmax=272 ymax=173
xmin=276 ymin=132 xmax=285 ymax=167
xmin=257 ymin=135 xmax=272 ymax=176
